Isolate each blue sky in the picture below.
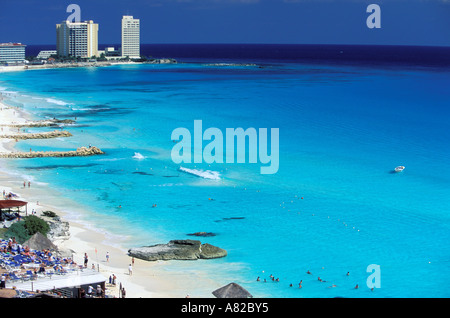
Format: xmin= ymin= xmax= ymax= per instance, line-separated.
xmin=0 ymin=0 xmax=449 ymax=46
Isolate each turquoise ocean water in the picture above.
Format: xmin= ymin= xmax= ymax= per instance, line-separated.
xmin=1 ymin=46 xmax=450 ymax=297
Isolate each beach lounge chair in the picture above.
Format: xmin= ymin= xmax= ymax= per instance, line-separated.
xmin=9 ymin=272 xmax=22 ymax=283
xmin=53 ymin=265 xmax=64 ymax=275
xmin=46 ymin=268 xmax=55 ymax=278
xmin=21 ymin=273 xmax=30 ymax=282
xmin=25 ymin=270 xmax=37 ymax=280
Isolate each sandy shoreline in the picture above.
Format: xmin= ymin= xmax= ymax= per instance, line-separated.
xmin=0 ymin=98 xmax=229 ymax=298
xmin=0 ymin=61 xmax=139 ymax=73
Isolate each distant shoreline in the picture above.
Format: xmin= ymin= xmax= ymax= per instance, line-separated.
xmin=0 ymin=58 xmax=177 ymax=73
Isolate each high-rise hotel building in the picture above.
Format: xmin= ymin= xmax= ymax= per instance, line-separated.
xmin=0 ymin=43 xmax=26 ymax=64
xmin=121 ymin=16 xmax=140 ymax=59
xmin=56 ymin=20 xmax=99 ymax=58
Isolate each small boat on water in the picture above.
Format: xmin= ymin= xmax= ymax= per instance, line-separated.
xmin=394 ymin=166 xmax=405 ymax=172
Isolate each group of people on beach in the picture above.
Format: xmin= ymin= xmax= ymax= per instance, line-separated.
xmin=256 ymin=270 xmax=363 ymax=291
xmin=0 ymin=237 xmax=84 ymax=292
xmin=2 ymin=190 xmax=18 ymax=200
xmin=1 ymin=237 xmax=72 ymax=266
xmin=83 ymin=251 xmax=133 ymax=298
xmin=80 ymin=284 xmax=105 ymax=298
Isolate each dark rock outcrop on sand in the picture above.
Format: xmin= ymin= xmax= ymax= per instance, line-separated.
xmin=128 ymin=239 xmax=227 ymax=261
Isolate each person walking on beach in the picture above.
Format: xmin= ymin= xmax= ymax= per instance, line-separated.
xmin=96 ymin=285 xmax=102 ymax=297
xmin=87 ymin=285 xmax=93 ymax=297
xmin=128 ymin=264 xmax=133 ymax=276
xmin=106 ymin=252 xmax=109 ymax=263
xmin=0 ymin=274 xmax=5 ymax=289
xmin=84 ymin=253 xmax=88 ymax=268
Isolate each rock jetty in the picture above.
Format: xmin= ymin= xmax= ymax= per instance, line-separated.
xmin=7 ymin=119 xmax=75 ymax=128
xmin=0 ymin=146 xmax=104 ymax=158
xmin=0 ymin=130 xmax=72 ymax=140
xmin=128 ymin=239 xmax=227 ymax=261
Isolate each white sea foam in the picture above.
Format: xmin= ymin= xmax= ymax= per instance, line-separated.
xmin=71 ymin=107 xmax=110 ymax=111
xmin=132 ymin=152 xmax=146 ymax=160
xmin=179 ymin=167 xmax=221 ymax=180
xmin=0 ymin=167 xmax=48 ymax=187
xmin=203 ymin=63 xmax=258 ymax=67
xmin=0 ymin=87 xmax=16 ymax=94
xmin=96 ymin=157 xmax=126 ymax=162
xmin=45 ymin=98 xmax=71 ymax=106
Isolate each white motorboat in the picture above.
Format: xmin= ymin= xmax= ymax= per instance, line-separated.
xmin=394 ymin=166 xmax=405 ymax=172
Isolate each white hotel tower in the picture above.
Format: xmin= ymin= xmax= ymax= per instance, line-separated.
xmin=56 ymin=20 xmax=99 ymax=58
xmin=121 ymin=15 xmax=140 ymax=59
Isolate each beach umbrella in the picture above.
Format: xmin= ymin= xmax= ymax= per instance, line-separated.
xmin=212 ymin=282 xmax=253 ymax=298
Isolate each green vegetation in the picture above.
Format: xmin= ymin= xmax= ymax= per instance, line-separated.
xmin=3 ymin=215 xmax=50 ymax=244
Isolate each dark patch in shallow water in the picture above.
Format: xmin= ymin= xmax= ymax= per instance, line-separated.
xmin=133 ymin=171 xmax=154 ymax=176
xmin=21 ymin=163 xmax=99 ymax=170
xmin=53 ymin=104 xmax=136 ymax=119
xmin=93 ymin=168 xmax=127 ymax=175
xmin=214 ymin=217 xmax=246 ymax=222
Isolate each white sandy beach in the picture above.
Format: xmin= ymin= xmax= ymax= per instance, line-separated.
xmin=0 ymin=98 xmax=227 ymax=298
xmin=0 ymin=66 xmax=26 ymax=73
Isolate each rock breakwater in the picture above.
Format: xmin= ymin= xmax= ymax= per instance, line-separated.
xmin=8 ymin=119 xmax=75 ymax=128
xmin=0 ymin=146 xmax=104 ymax=158
xmin=0 ymin=130 xmax=72 ymax=140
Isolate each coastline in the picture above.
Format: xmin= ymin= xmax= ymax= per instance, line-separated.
xmin=0 ymin=61 xmax=134 ymax=73
xmin=0 ymin=59 xmax=177 ymax=74
xmin=0 ymin=98 xmax=230 ymax=298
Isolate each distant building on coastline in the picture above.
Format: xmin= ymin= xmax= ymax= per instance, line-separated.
xmin=121 ymin=15 xmax=140 ymax=59
xmin=56 ymin=20 xmax=99 ymax=58
xmin=103 ymin=47 xmax=121 ymax=57
xmin=37 ymin=50 xmax=57 ymax=60
xmin=0 ymin=43 xmax=26 ymax=65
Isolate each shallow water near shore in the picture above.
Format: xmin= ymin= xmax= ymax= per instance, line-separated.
xmin=1 ymin=47 xmax=450 ymax=297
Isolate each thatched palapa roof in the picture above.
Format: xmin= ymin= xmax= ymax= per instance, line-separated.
xmin=23 ymin=232 xmax=57 ymax=251
xmin=212 ymin=282 xmax=253 ymax=298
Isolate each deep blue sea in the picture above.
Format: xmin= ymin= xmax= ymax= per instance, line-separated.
xmin=1 ymin=44 xmax=450 ymax=297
